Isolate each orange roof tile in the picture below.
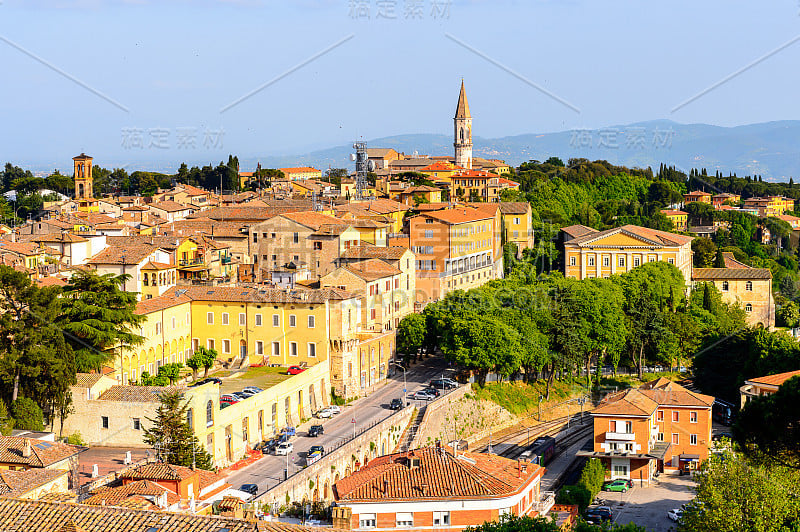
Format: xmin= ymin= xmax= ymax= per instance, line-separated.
xmin=747 ymin=370 xmax=800 ymax=387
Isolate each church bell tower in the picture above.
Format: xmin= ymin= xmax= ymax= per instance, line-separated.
xmin=454 ymin=80 xmax=473 ymax=169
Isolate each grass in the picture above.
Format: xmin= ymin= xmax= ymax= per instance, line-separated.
xmin=599 ymin=371 xmax=685 ymax=390
xmin=220 ymin=365 xmax=290 ymax=393
xmin=472 ymin=378 xmax=588 ymax=416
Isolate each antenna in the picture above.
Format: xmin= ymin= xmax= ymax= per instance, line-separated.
xmin=353 ymin=141 xmax=368 ymax=201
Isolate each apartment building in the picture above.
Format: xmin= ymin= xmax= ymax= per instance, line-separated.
xmin=712 ymin=193 xmax=741 ymax=209
xmin=562 ymin=224 xmax=694 ymax=284
xmin=499 ymin=202 xmax=534 ymax=253
xmin=743 ymin=195 xmax=796 ymax=217
xmin=408 ymin=206 xmax=503 ymax=304
xmin=660 ymin=209 xmax=688 ymax=231
xmin=86 ymin=242 xmax=175 ymax=296
xmin=278 ymin=166 xmax=323 ymax=181
xmin=450 ymin=169 xmax=520 ymax=202
xmin=683 ymin=190 xmax=712 ymax=204
xmin=739 ymin=369 xmax=800 ymax=408
xmin=249 ymin=211 xmax=361 ymax=280
xmin=333 ymin=445 xmax=547 ymax=531
xmin=579 ymin=378 xmax=714 ymax=481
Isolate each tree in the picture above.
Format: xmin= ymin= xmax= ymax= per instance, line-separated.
xmin=189 ymin=347 xmax=218 ymax=378
xmin=0 ymin=401 xmax=14 ymax=435
xmin=143 ymin=391 xmax=214 ymax=470
xmin=692 ymin=237 xmax=717 ymax=268
xmin=11 ymin=397 xmax=44 ymax=431
xmin=56 ymin=270 xmax=144 ymax=372
xmin=158 ymin=363 xmax=183 ymax=385
xmin=777 ymin=301 xmax=800 ymax=328
xmin=714 ymin=247 xmax=726 ymax=268
xmin=186 ymin=355 xmax=203 ymax=381
xmin=465 ymin=515 xmax=559 ymax=532
xmin=680 ymin=450 xmax=800 ymax=532
xmin=397 ymin=314 xmax=425 ymax=358
xmin=733 ymin=376 xmax=800 ymax=468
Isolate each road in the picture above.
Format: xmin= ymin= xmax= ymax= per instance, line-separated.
xmin=225 ymin=356 xmax=454 ymax=495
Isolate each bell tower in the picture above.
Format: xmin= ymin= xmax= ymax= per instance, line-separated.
xmin=453 ymin=80 xmax=472 ymax=169
xmin=73 ymin=153 xmax=98 ymax=212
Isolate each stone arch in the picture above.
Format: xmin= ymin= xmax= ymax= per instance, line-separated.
xmin=171 ymin=340 xmax=178 ymax=363
xmin=334 ymin=473 xmax=340 ymax=484
xmin=313 ymin=488 xmax=319 ymax=502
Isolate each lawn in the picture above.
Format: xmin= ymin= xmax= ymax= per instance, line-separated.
xmin=471 ymin=379 xmax=588 ymax=416
xmin=219 ymin=365 xmax=291 ymax=394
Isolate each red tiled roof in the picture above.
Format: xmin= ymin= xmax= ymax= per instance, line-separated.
xmin=120 ymin=462 xmax=195 ymax=481
xmin=335 ymin=446 xmax=543 ymax=503
xmin=0 ymin=468 xmax=68 ymax=497
xmin=83 ymin=479 xmax=180 ymax=507
xmin=135 ymin=290 xmax=192 ymax=315
xmin=0 ymin=437 xmax=84 ymax=468
xmin=280 ymin=211 xmax=348 ymax=231
xmin=279 ymin=167 xmax=321 ymax=173
xmin=97 ymin=385 xmax=187 ymax=403
xmin=339 ymin=245 xmax=410 ymax=260
xmin=164 ymin=285 xmax=356 ymax=304
xmin=343 ymin=259 xmax=401 ymax=281
xmin=567 ymin=224 xmax=693 ymax=247
xmin=418 ymin=206 xmax=493 ymax=225
xmin=747 ymin=370 xmax=800 ymax=387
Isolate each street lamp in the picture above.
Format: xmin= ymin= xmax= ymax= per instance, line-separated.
xmin=391 ymin=361 xmax=408 ymax=406
xmin=538 ymin=394 xmax=543 ymax=422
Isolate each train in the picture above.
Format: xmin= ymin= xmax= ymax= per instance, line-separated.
xmin=713 ymin=399 xmax=735 ymax=426
xmin=519 ymin=436 xmax=556 ymax=466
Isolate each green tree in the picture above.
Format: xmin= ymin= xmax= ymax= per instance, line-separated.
xmin=143 ymin=391 xmax=214 ymax=470
xmin=158 ymin=363 xmax=183 ymax=385
xmin=465 ymin=515 xmax=559 ymax=532
xmin=692 ymin=237 xmax=717 ymax=268
xmin=56 ymin=270 xmax=144 ymax=372
xmin=397 ymin=314 xmax=426 ymax=358
xmin=189 ymin=347 xmax=218 ymax=378
xmin=11 ymin=397 xmax=44 ymax=431
xmin=0 ymin=401 xmax=13 ymax=435
xmin=777 ymin=301 xmax=800 ymax=328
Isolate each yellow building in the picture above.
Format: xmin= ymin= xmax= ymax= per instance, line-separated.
xmin=743 ymin=196 xmax=796 ymax=217
xmin=660 ymin=209 xmax=688 ymax=231
xmin=498 ymin=202 xmax=534 ymax=253
xmin=279 ymin=166 xmax=323 ymax=181
xmin=683 ymin=190 xmax=712 ymax=204
xmin=562 ymin=224 xmax=694 ymax=284
xmin=140 ymin=261 xmax=177 ymax=300
xmin=335 ymin=199 xmax=408 ymax=234
xmin=418 ymin=161 xmax=464 ymax=183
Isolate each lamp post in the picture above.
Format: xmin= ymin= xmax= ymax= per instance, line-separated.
xmin=538 ymin=394 xmax=543 ymax=422
xmin=391 ymin=361 xmax=408 ymax=406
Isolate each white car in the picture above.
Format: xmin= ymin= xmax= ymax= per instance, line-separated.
xmin=243 ymin=386 xmax=263 ymax=394
xmin=412 ymin=390 xmax=435 ymax=400
xmin=667 ymin=508 xmax=684 ymax=522
xmin=275 ymin=442 xmax=293 ymax=455
xmin=327 ymin=405 xmax=341 ymax=415
xmin=316 ymin=408 xmax=333 ymax=419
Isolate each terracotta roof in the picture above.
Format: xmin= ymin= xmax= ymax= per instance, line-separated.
xmin=339 ymin=245 xmax=410 ymax=260
xmin=561 ymin=224 xmax=598 ymax=239
xmin=692 ymin=268 xmax=771 ymax=280
xmin=335 ymin=446 xmax=542 ymax=503
xmin=105 ymin=235 xmax=185 ymax=251
xmin=343 ymin=259 xmax=401 ymax=281
xmin=120 ymin=462 xmax=195 ymax=481
xmin=0 ymin=498 xmax=336 ymax=531
xmin=165 ymin=285 xmax=356 ymax=304
xmin=135 ymin=290 xmax=192 ymax=315
xmin=348 ymin=219 xmax=388 ymax=229
xmin=0 ymin=241 xmax=44 ymax=256
xmin=568 ymin=224 xmax=693 ymax=247
xmin=74 ymin=373 xmax=104 ymax=388
xmin=83 ymin=479 xmax=180 ymax=507
xmin=685 ymin=190 xmax=712 ymax=196
xmin=0 ymin=437 xmax=84 ymax=468
xmin=280 ymin=211 xmax=348 ymax=231
xmin=0 ymin=468 xmax=68 ymax=497
xmin=498 ymin=202 xmax=530 ymax=215
xmin=418 ymin=206 xmax=493 ymax=225
xmin=151 ymin=200 xmax=190 ymax=213
xmin=660 ymin=209 xmax=688 ymax=216
xmin=595 ymin=379 xmax=714 ymax=417
xmin=32 ymin=233 xmax=89 ymax=244
xmin=187 ymin=205 xmax=303 ymax=222
xmin=747 ymin=370 xmax=800 ymax=387
xmin=86 ymin=243 xmax=162 ymax=266
xmin=279 ymin=166 xmax=321 ymax=173
xmin=97 ymin=385 xmax=187 ymax=403
xmin=366 ymin=148 xmax=397 ymax=158
xmin=721 ymin=252 xmax=750 ymax=268
xmin=351 ymin=199 xmax=406 ymax=215
xmin=592 ymin=389 xmax=659 ymax=417
xmin=36 ymin=277 xmax=68 ymax=288
xmin=140 ymin=261 xmax=174 ymax=270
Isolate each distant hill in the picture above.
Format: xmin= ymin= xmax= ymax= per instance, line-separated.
xmin=243 ymin=119 xmax=800 ymax=182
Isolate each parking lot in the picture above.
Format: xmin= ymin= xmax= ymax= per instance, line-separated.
xmin=594 ymin=475 xmax=695 ymax=532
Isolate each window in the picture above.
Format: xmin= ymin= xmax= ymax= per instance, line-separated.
xmin=207 ymin=312 xmax=214 ymax=325
xmin=313 ymin=241 xmax=322 ymax=250
xmin=672 ymin=411 xmax=679 ymax=422
xmin=171 ymin=317 xmax=176 ymax=330
xmin=206 ymin=400 xmax=214 ymax=426
xmin=722 ymin=281 xmax=729 ymax=291
xmin=242 ymin=417 xmax=249 ymax=442
xmin=273 ymin=314 xmax=280 ymax=327
xmin=256 ymin=341 xmax=263 ymax=355
xmin=308 ymin=343 xmax=316 ymax=357
xmin=613 ymin=465 xmax=628 ymax=477
xmin=290 ymin=342 xmax=298 ymax=357
xmin=292 ymin=232 xmax=299 ymax=244
xmin=396 ymin=513 xmax=414 ymax=527
xmin=432 ymin=511 xmax=450 ymax=526
xmin=619 ymin=256 xmax=625 ymax=267
xmin=359 ymin=514 xmax=376 ymax=528
xmin=101 ymin=416 xmax=109 ymax=429
xmin=690 ymin=434 xmax=698 ymax=445
xmin=221 ymin=313 xmax=229 ymax=325
xmin=239 ymin=313 xmax=246 ymax=326
xmin=308 ymin=315 xmax=315 ymax=328
xmin=672 ymin=433 xmax=679 ymax=445
xmin=207 ymin=339 xmax=215 ymax=350
xmin=746 ymin=281 xmax=753 ymax=291
xmin=424 ymin=230 xmax=433 ymax=238
xmin=603 ymin=256 xmax=610 ymax=267
xmin=657 ymin=432 xmax=664 ymax=442
xmin=745 ymin=303 xmax=753 ymax=312
xmin=132 ymin=418 xmax=141 ymax=430
xmin=513 ymin=217 xmax=520 ymax=225
xmin=657 ymin=410 xmax=663 ymax=422
xmin=273 ymin=342 xmax=280 ymax=356
xmin=255 ymin=314 xmax=262 ymax=326
xmin=222 ymin=339 xmax=230 ymax=354
xmin=588 ymin=256 xmax=595 ymax=266
xmin=569 ymin=256 xmax=576 ymax=266
xmin=634 ymin=257 xmax=641 ymax=267
xmin=186 ymin=408 xmax=193 ymax=429
xmin=668 ymin=258 xmax=675 ymax=265
xmin=289 ymin=315 xmax=296 ymax=327
xmin=690 ymin=411 xmax=697 ymax=423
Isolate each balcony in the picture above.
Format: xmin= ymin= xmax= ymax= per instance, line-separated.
xmin=537 ymin=491 xmax=556 ymax=515
xmin=221 ymin=256 xmax=232 ymax=265
xmin=179 ymin=257 xmax=204 ymax=267
xmin=605 ymin=431 xmax=636 ymax=441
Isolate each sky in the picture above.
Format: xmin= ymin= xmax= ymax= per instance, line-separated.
xmin=2 ymin=0 xmax=800 ymax=171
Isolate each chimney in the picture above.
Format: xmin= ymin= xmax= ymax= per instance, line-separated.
xmin=383 ymin=479 xmax=389 ymax=494
xmin=22 ymin=439 xmax=31 ymax=458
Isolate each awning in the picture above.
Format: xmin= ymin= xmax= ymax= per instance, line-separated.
xmin=679 ymin=454 xmax=700 ymax=461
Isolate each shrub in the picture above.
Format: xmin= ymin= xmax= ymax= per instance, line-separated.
xmin=577 ymin=458 xmax=606 ymax=499
xmin=65 ymin=432 xmax=86 ymax=446
xmin=556 ymin=484 xmax=591 ymax=510
xmin=11 ymin=397 xmax=44 ymax=431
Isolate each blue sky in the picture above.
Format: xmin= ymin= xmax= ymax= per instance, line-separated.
xmin=2 ymin=0 xmax=800 ymax=171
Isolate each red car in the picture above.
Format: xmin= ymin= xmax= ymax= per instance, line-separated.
xmin=220 ymin=394 xmax=240 ymax=404
xmin=287 ymin=365 xmax=306 ymax=375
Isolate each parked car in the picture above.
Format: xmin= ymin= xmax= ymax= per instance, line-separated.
xmin=309 ymin=445 xmax=325 ymax=456
xmin=667 ymin=508 xmax=684 ymax=522
xmin=243 ymin=386 xmax=263 ymax=394
xmin=390 ymin=398 xmax=404 ymax=410
xmin=281 ymin=426 xmax=296 ymax=437
xmin=220 ymin=402 xmax=231 ymax=409
xmin=412 ymin=390 xmax=435 ymax=400
xmin=327 ymin=405 xmax=341 ymax=415
xmin=422 ymin=387 xmax=441 ymax=398
xmin=232 ymin=391 xmax=252 ymax=400
xmin=287 ymin=365 xmax=306 ymax=375
xmin=220 ymin=394 xmax=240 ymax=405
xmin=315 ymin=408 xmax=333 ymax=419
xmin=259 ymin=439 xmax=279 ymax=454
xmin=193 ymin=377 xmax=222 ymax=386
xmin=240 ymin=484 xmax=258 ymax=498
xmin=603 ymin=480 xmax=631 ymax=492
xmin=275 ymin=442 xmax=293 ymax=455
xmin=585 ymin=506 xmax=612 ymax=524
xmin=308 ymin=425 xmax=324 ymax=437
xmin=430 ymin=379 xmax=457 ymax=390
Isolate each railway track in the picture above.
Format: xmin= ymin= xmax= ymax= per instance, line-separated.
xmin=479 ymin=413 xmax=589 ymax=458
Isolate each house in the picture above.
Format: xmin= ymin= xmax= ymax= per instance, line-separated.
xmin=498 ymin=202 xmax=534 ymax=254
xmin=333 ymin=444 xmax=548 ymax=531
xmin=739 ymin=370 xmax=800 ymax=408
xmin=366 ymin=148 xmax=401 ymax=170
xmin=683 ymin=190 xmax=712 ymax=204
xmin=398 ymin=185 xmax=443 ymax=206
xmin=86 ymin=242 xmax=174 ymax=297
xmin=279 ymin=166 xmax=323 ymax=181
xmin=149 ymin=200 xmax=192 ymax=223
xmin=712 ymin=193 xmax=741 ymax=209
xmin=743 ymin=195 xmax=795 ymax=217
xmin=0 ymin=436 xmax=84 ymax=490
xmin=578 ymin=378 xmax=714 ymax=480
xmin=660 ymin=209 xmax=688 ymax=231
xmin=692 ymin=253 xmax=774 ymax=327
xmin=450 ymin=169 xmax=519 ymax=202
xmin=0 ymin=468 xmax=70 ymax=499
xmin=562 ymin=224 xmax=694 ymax=284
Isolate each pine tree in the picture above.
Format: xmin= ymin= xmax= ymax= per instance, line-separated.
xmin=702 ymin=283 xmax=714 ymax=312
xmin=143 ymin=391 xmax=214 ymax=471
xmin=714 ymin=248 xmax=726 ymax=268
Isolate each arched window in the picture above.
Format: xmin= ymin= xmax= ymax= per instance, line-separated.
xmin=721 ymin=281 xmax=729 ymax=291
xmin=745 ymin=281 xmax=753 ymax=291
xmin=143 ymin=273 xmax=148 ymax=286
xmin=745 ymin=303 xmax=753 ymax=312
xmin=206 ymin=400 xmax=213 ymax=426
xmin=186 ymin=408 xmax=193 ymax=429
xmin=459 ymin=128 xmax=464 ymax=142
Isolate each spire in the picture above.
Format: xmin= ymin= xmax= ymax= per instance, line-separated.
xmin=455 ymin=79 xmax=470 ymax=119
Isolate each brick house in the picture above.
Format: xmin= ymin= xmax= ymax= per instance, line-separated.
xmin=333 ymin=445 xmax=547 ymax=531
xmin=578 ymin=378 xmax=714 ymax=482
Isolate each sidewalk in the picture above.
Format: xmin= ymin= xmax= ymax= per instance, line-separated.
xmin=540 ymin=424 xmax=592 ymax=492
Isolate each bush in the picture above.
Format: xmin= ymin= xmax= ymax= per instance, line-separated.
xmin=578 ymin=458 xmax=606 ymax=499
xmin=11 ymin=397 xmax=44 ymax=431
xmin=556 ymin=484 xmax=591 ymax=510
xmin=330 ymin=387 xmax=346 ymax=406
xmin=65 ymin=432 xmax=86 ymax=446
xmin=0 ymin=401 xmax=14 ymax=435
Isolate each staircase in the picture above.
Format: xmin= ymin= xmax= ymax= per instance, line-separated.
xmin=399 ymin=406 xmax=426 ymax=451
